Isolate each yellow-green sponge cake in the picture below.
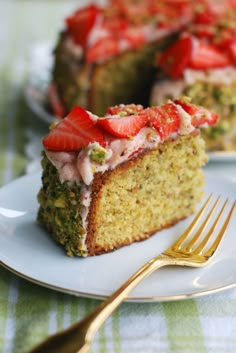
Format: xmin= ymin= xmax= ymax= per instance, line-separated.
xmin=37 ymin=100 xmax=217 ymax=256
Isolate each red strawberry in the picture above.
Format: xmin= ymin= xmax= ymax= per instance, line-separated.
xmin=102 ymin=17 xmax=128 ymax=33
xmin=146 ymin=103 xmax=181 ymax=139
xmin=228 ymin=40 xmax=236 ymax=65
xmin=47 ymin=83 xmax=65 ymax=118
xmin=189 ymin=41 xmax=230 ymax=69
xmin=157 ymin=35 xmax=194 ymax=79
xmin=190 ymin=25 xmax=215 ymax=40
xmin=98 ymin=113 xmax=149 ymax=138
xmin=123 ymin=27 xmax=146 ymax=48
xmin=66 ymin=4 xmax=99 ymax=48
xmin=86 ymin=37 xmax=120 ymax=63
xmin=174 ymin=100 xmax=218 ymax=126
xmin=107 ymin=104 xmax=144 ymax=115
xmin=43 ymin=106 xmax=105 ymax=151
xmin=194 ymin=10 xmax=215 ymax=25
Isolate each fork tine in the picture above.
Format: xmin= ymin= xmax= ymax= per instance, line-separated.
xmin=172 ymin=194 xmax=213 ymax=250
xmin=185 ymin=196 xmax=221 ymax=252
xmin=203 ymin=201 xmax=236 ymax=258
xmin=194 ymin=198 xmax=228 ymax=255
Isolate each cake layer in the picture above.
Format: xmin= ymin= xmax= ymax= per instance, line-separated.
xmin=37 ymin=132 xmax=207 ymax=256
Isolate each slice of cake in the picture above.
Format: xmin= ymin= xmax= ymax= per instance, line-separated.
xmin=151 ymin=0 xmax=236 ymax=151
xmin=37 ymin=99 xmax=217 ymax=257
xmin=49 ymin=0 xmax=195 ymax=116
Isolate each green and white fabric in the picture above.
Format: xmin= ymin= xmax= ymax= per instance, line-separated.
xmin=1 ymin=2 xmax=236 ymax=353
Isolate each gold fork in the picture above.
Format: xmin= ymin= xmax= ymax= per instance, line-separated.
xmin=29 ymin=195 xmax=235 ymax=353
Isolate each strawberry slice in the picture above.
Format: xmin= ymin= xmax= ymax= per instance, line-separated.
xmin=107 ymin=104 xmax=144 ymax=115
xmin=227 ymin=40 xmax=236 ymax=65
xmin=102 ymin=17 xmax=128 ymax=33
xmin=86 ymin=37 xmax=120 ymax=63
xmin=194 ymin=10 xmax=216 ymax=25
xmin=189 ymin=41 xmax=230 ymax=69
xmin=157 ymin=35 xmax=194 ymax=79
xmin=43 ymin=106 xmax=105 ymax=151
xmin=47 ymin=83 xmax=65 ymax=118
xmin=98 ymin=112 xmax=149 ymax=138
xmin=145 ymin=103 xmax=181 ymax=139
xmin=123 ymin=27 xmax=146 ymax=48
xmin=190 ymin=25 xmax=215 ymax=40
xmin=66 ymin=4 xmax=99 ymax=48
xmin=174 ymin=100 xmax=218 ymax=127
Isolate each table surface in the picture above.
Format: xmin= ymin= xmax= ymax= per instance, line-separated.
xmin=1 ymin=1 xmax=236 ymax=353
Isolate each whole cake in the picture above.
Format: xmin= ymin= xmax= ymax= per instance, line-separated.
xmin=37 ymin=99 xmax=217 ymax=256
xmin=49 ymin=0 xmax=195 ymax=117
xmin=151 ymin=0 xmax=236 ymax=151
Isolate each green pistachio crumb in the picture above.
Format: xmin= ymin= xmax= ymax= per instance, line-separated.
xmin=89 ymin=146 xmax=107 ymax=164
xmin=180 ymin=95 xmax=192 ymax=104
xmin=54 ymin=194 xmax=66 ymax=208
xmin=118 ymin=111 xmax=128 ymax=117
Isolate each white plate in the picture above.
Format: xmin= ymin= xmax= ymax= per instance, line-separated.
xmin=0 ymin=172 xmax=236 ymax=302
xmin=208 ymin=151 xmax=236 ymax=162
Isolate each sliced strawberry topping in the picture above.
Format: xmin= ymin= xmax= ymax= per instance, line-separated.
xmin=174 ymin=100 xmax=218 ymax=127
xmin=47 ymin=83 xmax=65 ymax=118
xmin=227 ymin=40 xmax=236 ymax=64
xmin=191 ymin=25 xmax=216 ymax=40
xmin=145 ymin=103 xmax=181 ymax=139
xmin=189 ymin=41 xmax=231 ymax=69
xmin=157 ymin=35 xmax=194 ymax=79
xmin=107 ymin=104 xmax=144 ymax=115
xmin=43 ymin=106 xmax=105 ymax=151
xmin=66 ymin=4 xmax=99 ymax=48
xmin=102 ymin=17 xmax=128 ymax=33
xmin=194 ymin=10 xmax=216 ymax=25
xmin=123 ymin=27 xmax=146 ymax=48
xmin=98 ymin=113 xmax=149 ymax=138
xmin=86 ymin=37 xmax=120 ymax=63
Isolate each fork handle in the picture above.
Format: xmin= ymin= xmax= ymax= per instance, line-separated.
xmin=81 ymin=255 xmax=172 ymax=335
xmin=29 ymin=255 xmax=176 ymax=353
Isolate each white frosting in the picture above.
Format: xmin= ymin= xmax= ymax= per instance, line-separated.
xmin=151 ymin=66 xmax=236 ymax=105
xmin=176 ymin=105 xmax=195 ymax=135
xmin=184 ymin=67 xmax=236 ymax=86
xmin=87 ymin=14 xmax=109 ymax=48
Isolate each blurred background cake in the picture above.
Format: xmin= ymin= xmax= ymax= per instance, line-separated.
xmin=151 ymin=0 xmax=236 ymax=151
xmin=49 ymin=0 xmax=195 ymax=117
xmin=47 ymin=0 xmax=235 ymax=152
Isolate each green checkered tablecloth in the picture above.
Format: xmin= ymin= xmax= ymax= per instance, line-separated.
xmin=1 ymin=1 xmax=236 ymax=353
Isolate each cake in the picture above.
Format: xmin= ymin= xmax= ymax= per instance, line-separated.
xmin=48 ymin=0 xmax=195 ymax=117
xmin=151 ymin=0 xmax=236 ymax=151
xmin=37 ymin=99 xmax=217 ymax=257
